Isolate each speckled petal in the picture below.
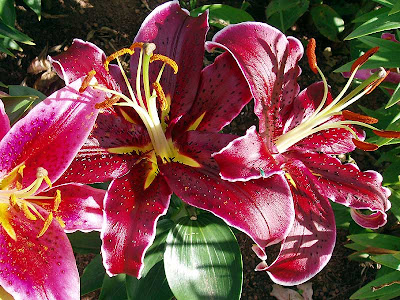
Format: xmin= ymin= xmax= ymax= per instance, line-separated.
xmin=131 ymin=1 xmax=208 ymax=122
xmin=0 ymin=207 xmax=79 ymax=300
xmin=174 ymin=51 xmax=251 ymax=134
xmin=160 ymin=130 xmax=294 ymax=249
xmin=285 ymin=151 xmax=391 ymax=229
xmin=101 ymin=159 xmax=171 ymax=278
xmin=50 ymin=39 xmax=119 ymax=91
xmin=265 ymin=160 xmax=336 ymax=286
xmin=0 ymin=100 xmax=10 ymax=140
xmin=39 ymin=183 xmax=105 ymax=232
xmin=0 ymin=77 xmax=104 ymax=191
xmin=206 ymin=22 xmax=303 ymax=148
xmin=213 ymin=126 xmax=280 ymax=181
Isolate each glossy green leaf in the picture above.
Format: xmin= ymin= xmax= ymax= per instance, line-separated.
xmin=81 ymin=254 xmax=106 ymax=295
xmin=358 ymin=36 xmax=400 ymax=52
xmin=265 ymin=0 xmax=309 ymax=32
xmin=0 ymin=21 xmax=34 ymax=44
xmin=331 ymin=201 xmax=351 ymax=228
xmin=389 ymin=0 xmax=400 ymax=15
xmin=141 ymin=219 xmax=174 ymax=277
xmin=99 ymin=274 xmax=128 ymax=300
xmin=353 ymin=7 xmax=391 ymax=24
xmin=311 ymin=4 xmax=344 ymax=41
xmin=350 ymin=270 xmax=400 ymax=299
xmin=190 ymin=4 xmax=253 ymax=29
xmin=68 ymin=231 xmax=102 ymax=254
xmin=336 ymin=51 xmax=400 ymax=71
xmin=0 ymin=40 xmax=13 ymax=55
xmin=371 ymin=254 xmax=400 ymax=270
xmin=23 ymin=0 xmax=41 ymax=19
xmin=373 ymin=0 xmax=397 ymax=7
xmin=126 ymin=261 xmax=173 ymax=300
xmin=164 ymin=214 xmax=243 ymax=300
xmin=389 ymin=189 xmax=400 ymax=221
xmin=386 ymin=83 xmax=400 ymax=108
xmin=0 ymin=0 xmax=16 ymax=26
xmin=345 ymin=10 xmax=400 ymax=40
xmin=348 ymin=233 xmax=400 ymax=251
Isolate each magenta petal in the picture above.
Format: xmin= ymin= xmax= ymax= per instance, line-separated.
xmin=174 ymin=51 xmax=252 ymax=134
xmin=0 ymin=78 xmax=104 ymax=190
xmin=266 ymin=160 xmax=336 ymax=286
xmin=350 ymin=209 xmax=388 ymax=229
xmin=285 ymin=151 xmax=390 ymax=229
xmin=213 ymin=126 xmax=280 ymax=181
xmin=131 ymin=1 xmax=208 ymax=122
xmin=40 ymin=183 xmax=105 ymax=232
xmin=0 ymin=100 xmax=10 ymax=139
xmin=0 ymin=208 xmax=79 ymax=300
xmin=206 ymin=23 xmax=303 ymax=147
xmin=101 ymin=160 xmax=171 ymax=278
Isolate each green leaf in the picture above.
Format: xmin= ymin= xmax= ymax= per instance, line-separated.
xmin=389 ymin=0 xmax=400 ymax=15
xmin=386 ymin=83 xmax=400 ymax=108
xmin=126 ymin=261 xmax=173 ymax=300
xmin=68 ymin=231 xmax=102 ymax=254
xmin=331 ymin=201 xmax=351 ymax=228
xmin=0 ymin=21 xmax=34 ymax=44
xmin=311 ymin=4 xmax=344 ymax=41
xmin=348 ymin=233 xmax=400 ymax=251
xmin=371 ymin=254 xmax=400 ymax=270
xmin=23 ymin=0 xmax=41 ymax=19
xmin=0 ymin=0 xmax=16 ymax=26
xmin=358 ymin=36 xmax=400 ymax=52
xmin=141 ymin=219 xmax=174 ymax=277
xmin=373 ymin=0 xmax=397 ymax=7
xmin=81 ymin=254 xmax=106 ymax=295
xmin=99 ymin=274 xmax=128 ymax=300
xmin=345 ymin=10 xmax=400 ymax=40
xmin=265 ymin=0 xmax=309 ymax=32
xmin=353 ymin=7 xmax=391 ymax=24
xmin=164 ymin=214 xmax=243 ymax=300
xmin=0 ymin=40 xmax=14 ymax=55
xmin=190 ymin=4 xmax=253 ymax=29
xmin=389 ymin=189 xmax=400 ymax=221
xmin=350 ymin=270 xmax=400 ymax=299
xmin=335 ymin=50 xmax=400 ymax=72
xmin=383 ymin=161 xmax=400 ymax=185
xmin=8 ymin=85 xmax=46 ymax=98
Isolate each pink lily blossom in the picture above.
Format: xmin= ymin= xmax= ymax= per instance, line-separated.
xmin=0 ymin=77 xmax=105 ymax=300
xmin=207 ymin=23 xmax=391 ymax=285
xmin=50 ymin=1 xmax=296 ymax=279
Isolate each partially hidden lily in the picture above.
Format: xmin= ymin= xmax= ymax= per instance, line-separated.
xmin=0 ymin=77 xmax=106 ymax=300
xmin=207 ymin=23 xmax=392 ymax=285
xmin=50 ymin=1 xmax=296 ymax=278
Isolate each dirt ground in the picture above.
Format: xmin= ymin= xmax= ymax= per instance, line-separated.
xmin=0 ymin=0 xmax=386 ymax=299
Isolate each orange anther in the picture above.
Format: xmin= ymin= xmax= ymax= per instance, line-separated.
xmin=373 ymin=130 xmax=400 ymax=138
xmin=150 ymin=54 xmax=178 ymax=74
xmin=79 ymin=70 xmax=96 ymax=93
xmin=306 ymin=38 xmax=318 ymax=74
xmin=351 ymin=47 xmax=379 ymax=72
xmin=129 ymin=42 xmax=144 ymax=51
xmin=153 ymin=82 xmax=168 ymax=111
xmin=365 ymin=69 xmax=390 ymax=95
xmin=342 ymin=110 xmax=378 ymax=124
xmin=104 ymin=48 xmax=135 ymax=71
xmin=95 ymin=94 xmax=121 ymax=109
xmin=352 ymin=139 xmax=379 ymax=151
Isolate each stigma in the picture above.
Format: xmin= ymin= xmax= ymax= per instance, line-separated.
xmin=275 ymin=39 xmax=396 ymax=153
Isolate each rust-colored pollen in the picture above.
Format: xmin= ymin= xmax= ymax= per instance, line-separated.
xmin=129 ymin=42 xmax=144 ymax=51
xmin=342 ymin=110 xmax=378 ymax=124
xmin=352 ymin=138 xmax=379 ymax=151
xmin=365 ymin=69 xmax=390 ymax=95
xmin=306 ymin=38 xmax=318 ymax=74
xmin=153 ymin=82 xmax=168 ymax=110
xmin=351 ymin=47 xmax=379 ymax=72
xmin=95 ymin=94 xmax=121 ymax=109
xmin=373 ymin=129 xmax=400 ymax=138
xmin=79 ymin=70 xmax=96 ymax=93
xmin=150 ymin=54 xmax=178 ymax=74
xmin=104 ymin=48 xmax=135 ymax=71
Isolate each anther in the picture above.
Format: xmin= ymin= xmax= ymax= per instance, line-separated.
xmin=351 ymin=47 xmax=379 ymax=72
xmin=37 ymin=212 xmax=53 ymax=238
xmin=104 ymin=48 xmax=135 ymax=71
xmin=365 ymin=69 xmax=390 ymax=95
xmin=342 ymin=110 xmax=378 ymax=124
xmin=22 ymin=202 xmax=37 ymax=220
xmin=373 ymin=130 xmax=400 ymax=138
xmin=306 ymin=38 xmax=318 ymax=74
xmin=95 ymin=94 xmax=121 ymax=109
xmin=143 ymin=43 xmax=156 ymax=56
xmin=352 ymin=139 xmax=379 ymax=151
xmin=79 ymin=70 xmax=96 ymax=93
xmin=53 ymin=189 xmax=61 ymax=211
xmin=150 ymin=54 xmax=178 ymax=74
xmin=153 ymin=82 xmax=168 ymax=110
xmin=129 ymin=42 xmax=144 ymax=51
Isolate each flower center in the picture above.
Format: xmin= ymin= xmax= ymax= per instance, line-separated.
xmin=0 ymin=165 xmax=62 ymax=240
xmin=275 ymin=39 xmax=397 ymax=153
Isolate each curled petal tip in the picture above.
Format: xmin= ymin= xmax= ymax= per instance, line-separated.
xmin=255 ymin=261 xmax=268 ymax=272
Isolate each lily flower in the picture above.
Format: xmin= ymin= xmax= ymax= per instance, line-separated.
xmin=207 ymin=23 xmax=392 ymax=285
xmin=0 ymin=76 xmax=106 ymax=300
xmin=50 ymin=1 xmax=295 ymax=278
